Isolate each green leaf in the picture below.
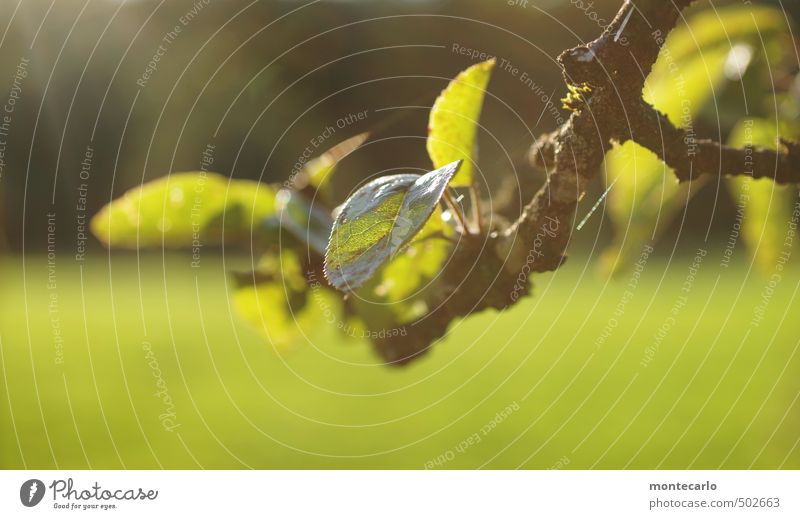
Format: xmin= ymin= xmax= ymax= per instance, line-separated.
xmin=726 ymin=118 xmax=798 ymax=274
xmin=643 ymin=45 xmax=730 ymax=127
xmin=600 ymin=8 xmax=747 ymax=274
xmin=374 ymin=206 xmax=454 ymax=302
xmin=91 ymin=172 xmax=277 ymax=249
xmin=233 ymin=250 xmax=340 ymax=351
xmin=662 ymin=5 xmax=785 ymax=66
xmin=340 ymin=208 xmax=456 ymax=335
xmin=275 ymin=189 xmax=334 ymax=256
xmin=296 ymin=133 xmax=369 ymax=195
xmin=427 ymin=59 xmax=494 ymax=187
xmin=324 ymin=160 xmax=462 ymax=292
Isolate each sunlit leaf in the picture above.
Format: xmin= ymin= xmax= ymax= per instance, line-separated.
xmin=324 ymin=160 xmax=462 ymax=292
xmin=374 ymin=207 xmax=454 ymax=302
xmin=91 ymin=172 xmax=277 ymax=249
xmin=333 ymin=209 xmax=456 ymax=339
xmin=427 ymin=60 xmax=494 ymax=187
xmin=664 ymin=5 xmax=785 ymax=66
xmin=726 ymin=118 xmax=798 ymax=274
xmin=645 ymin=46 xmax=730 ymax=127
xmin=296 ymin=133 xmax=369 ymax=195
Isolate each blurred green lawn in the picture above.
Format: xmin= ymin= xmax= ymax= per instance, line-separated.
xmin=1 ymin=252 xmax=798 ymax=469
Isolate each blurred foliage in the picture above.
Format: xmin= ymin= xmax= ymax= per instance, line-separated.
xmin=601 ymin=5 xmax=796 ymax=272
xmin=232 ymin=249 xmax=341 ymax=351
xmin=94 ymin=58 xmax=491 ymax=358
xmin=44 ymin=1 xmax=800 ymax=359
xmin=601 ymin=4 xmax=799 ymax=274
xmin=727 ymin=119 xmax=799 ymax=273
xmin=93 ymin=133 xmax=363 ymax=348
xmin=91 ymin=172 xmax=277 ymax=248
xmin=1 ymin=0 xmax=798 ymax=256
xmin=294 ymin=132 xmax=369 ymax=203
xmin=275 ymin=188 xmax=334 ymax=256
xmin=0 ymin=0 xmax=618 ymax=253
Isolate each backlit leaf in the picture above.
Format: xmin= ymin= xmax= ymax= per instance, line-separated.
xmin=726 ymin=118 xmax=798 ymax=274
xmin=427 ymin=60 xmax=494 ymax=187
xmin=663 ymin=5 xmax=785 ymax=66
xmin=296 ymin=133 xmax=369 ymax=195
xmin=374 ymin=207 xmax=454 ymax=302
xmin=92 ymin=172 xmax=277 ymax=249
xmin=324 ymin=160 xmax=462 ymax=292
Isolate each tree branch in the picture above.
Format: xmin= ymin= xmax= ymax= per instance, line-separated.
xmin=618 ymin=98 xmax=800 ymax=183
xmin=503 ymin=1 xmax=705 ymax=274
xmin=515 ymin=0 xmax=800 ymax=274
xmin=560 ymin=0 xmax=696 ymax=92
xmin=371 ymin=0 xmax=800 ymax=365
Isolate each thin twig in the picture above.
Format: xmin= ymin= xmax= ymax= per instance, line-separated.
xmin=469 ymin=184 xmax=484 ymax=235
xmin=443 ymin=190 xmax=470 ymax=235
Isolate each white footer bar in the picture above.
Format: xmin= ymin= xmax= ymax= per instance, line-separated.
xmin=1 ymin=470 xmax=797 ymax=517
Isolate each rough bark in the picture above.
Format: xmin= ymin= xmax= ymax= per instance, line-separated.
xmin=372 ymin=0 xmax=800 ymax=365
xmin=513 ymin=0 xmax=800 ymax=270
